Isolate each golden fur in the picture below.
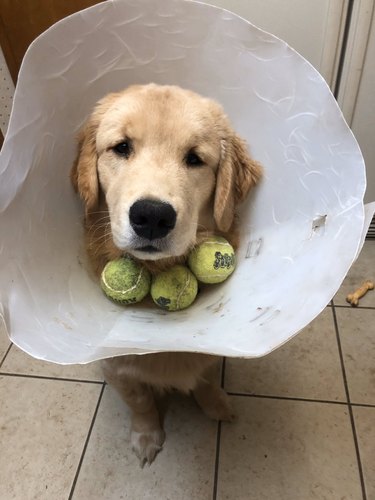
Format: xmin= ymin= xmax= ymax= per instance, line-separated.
xmin=71 ymin=84 xmax=262 ymax=465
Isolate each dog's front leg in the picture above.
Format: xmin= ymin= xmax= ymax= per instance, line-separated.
xmin=127 ymin=382 xmax=165 ymax=467
xmin=102 ymin=362 xmax=165 ymax=466
xmin=192 ymin=362 xmax=236 ymax=422
xmin=193 ymin=379 xmax=236 ymax=422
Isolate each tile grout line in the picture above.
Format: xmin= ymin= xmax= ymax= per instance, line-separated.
xmin=220 ymin=357 xmax=226 ymax=389
xmin=331 ymin=303 xmax=367 ymax=500
xmin=0 ymin=343 xmax=12 ymax=369
xmin=333 ymin=304 xmax=375 ymax=311
xmin=0 ymin=371 xmax=104 ymax=385
xmin=226 ymin=391 xmax=375 ymax=409
xmin=3 ymin=370 xmax=371 ymax=404
xmin=212 ymin=421 xmax=222 ymax=500
xmin=227 ymin=391 xmax=348 ymax=406
xmin=68 ymin=382 xmax=106 ymax=500
xmin=351 ymin=402 xmax=375 ymax=409
xmin=212 ymin=357 xmax=226 ymax=500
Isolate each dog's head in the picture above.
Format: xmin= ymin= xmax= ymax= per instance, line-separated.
xmin=71 ymin=84 xmax=261 ymax=264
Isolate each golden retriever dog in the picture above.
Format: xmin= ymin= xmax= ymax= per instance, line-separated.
xmin=71 ymin=84 xmax=262 ymax=466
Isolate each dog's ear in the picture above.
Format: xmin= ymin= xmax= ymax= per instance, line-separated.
xmin=70 ymin=93 xmax=119 ymax=214
xmin=70 ymin=119 xmax=99 ymax=214
xmin=214 ymin=134 xmax=262 ymax=232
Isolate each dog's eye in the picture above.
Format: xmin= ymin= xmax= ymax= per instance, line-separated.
xmin=185 ymin=151 xmax=204 ymax=167
xmin=113 ymin=140 xmax=132 ymax=158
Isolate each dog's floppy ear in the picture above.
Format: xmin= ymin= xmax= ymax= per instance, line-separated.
xmin=70 ymin=119 xmax=99 ymax=213
xmin=214 ymin=134 xmax=262 ymax=232
xmin=70 ymin=93 xmax=119 ymax=214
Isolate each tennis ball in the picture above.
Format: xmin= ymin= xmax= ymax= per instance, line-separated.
xmin=101 ymin=256 xmax=151 ymax=304
xmin=188 ymin=236 xmax=236 ymax=284
xmin=151 ymin=265 xmax=198 ymax=311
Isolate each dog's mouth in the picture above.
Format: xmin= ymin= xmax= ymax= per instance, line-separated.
xmin=135 ymin=245 xmax=161 ymax=254
xmin=127 ymin=239 xmax=172 ymax=261
xmin=127 ymin=238 xmax=191 ymax=262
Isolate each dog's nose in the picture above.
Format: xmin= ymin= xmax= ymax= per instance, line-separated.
xmin=129 ymin=199 xmax=177 ymax=240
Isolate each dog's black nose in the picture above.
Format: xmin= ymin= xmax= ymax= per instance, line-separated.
xmin=129 ymin=199 xmax=177 ymax=240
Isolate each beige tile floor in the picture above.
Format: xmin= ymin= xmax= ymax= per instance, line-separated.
xmin=0 ymin=241 xmax=374 ymax=500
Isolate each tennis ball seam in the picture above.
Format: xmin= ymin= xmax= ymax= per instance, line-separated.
xmin=176 ymin=270 xmax=191 ymax=309
xmin=195 ymin=271 xmax=232 ymax=278
xmin=102 ymin=265 xmax=146 ymax=295
xmin=198 ymin=240 xmax=231 ymax=247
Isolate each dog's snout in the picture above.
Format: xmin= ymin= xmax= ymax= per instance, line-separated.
xmin=129 ymin=199 xmax=177 ymax=240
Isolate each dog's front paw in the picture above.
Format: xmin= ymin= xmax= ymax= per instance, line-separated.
xmin=194 ymin=385 xmax=237 ymax=422
xmin=130 ymin=429 xmax=165 ymax=467
xmin=204 ymin=390 xmax=236 ymax=422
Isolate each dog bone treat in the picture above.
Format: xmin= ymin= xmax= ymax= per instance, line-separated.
xmin=151 ymin=265 xmax=198 ymax=311
xmin=101 ymin=256 xmax=151 ymax=304
xmin=188 ymin=236 xmax=236 ymax=284
xmin=346 ymin=280 xmax=374 ymax=306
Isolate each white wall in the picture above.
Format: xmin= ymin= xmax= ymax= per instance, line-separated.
xmin=350 ymin=6 xmax=375 ymax=203
xmin=206 ymin=0 xmax=346 ymax=87
xmin=209 ymin=0 xmax=375 ymax=203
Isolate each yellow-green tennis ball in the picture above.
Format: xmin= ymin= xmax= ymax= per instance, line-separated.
xmin=151 ymin=265 xmax=198 ymax=311
xmin=188 ymin=236 xmax=236 ymax=284
xmin=101 ymin=257 xmax=151 ymax=304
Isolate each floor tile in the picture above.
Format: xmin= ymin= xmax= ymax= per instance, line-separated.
xmin=225 ymin=308 xmax=346 ymax=401
xmin=1 ymin=344 xmax=103 ymax=381
xmin=0 ymin=318 xmax=11 ymax=361
xmin=353 ymin=406 xmax=375 ymax=500
xmin=0 ymin=316 xmax=11 ymax=363
xmin=0 ymin=376 xmax=101 ymax=500
xmin=217 ymin=396 xmax=361 ymax=500
xmin=72 ymin=387 xmax=217 ymax=500
xmin=336 ymin=307 xmax=375 ymax=405
xmin=334 ymin=241 xmax=375 ymax=308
